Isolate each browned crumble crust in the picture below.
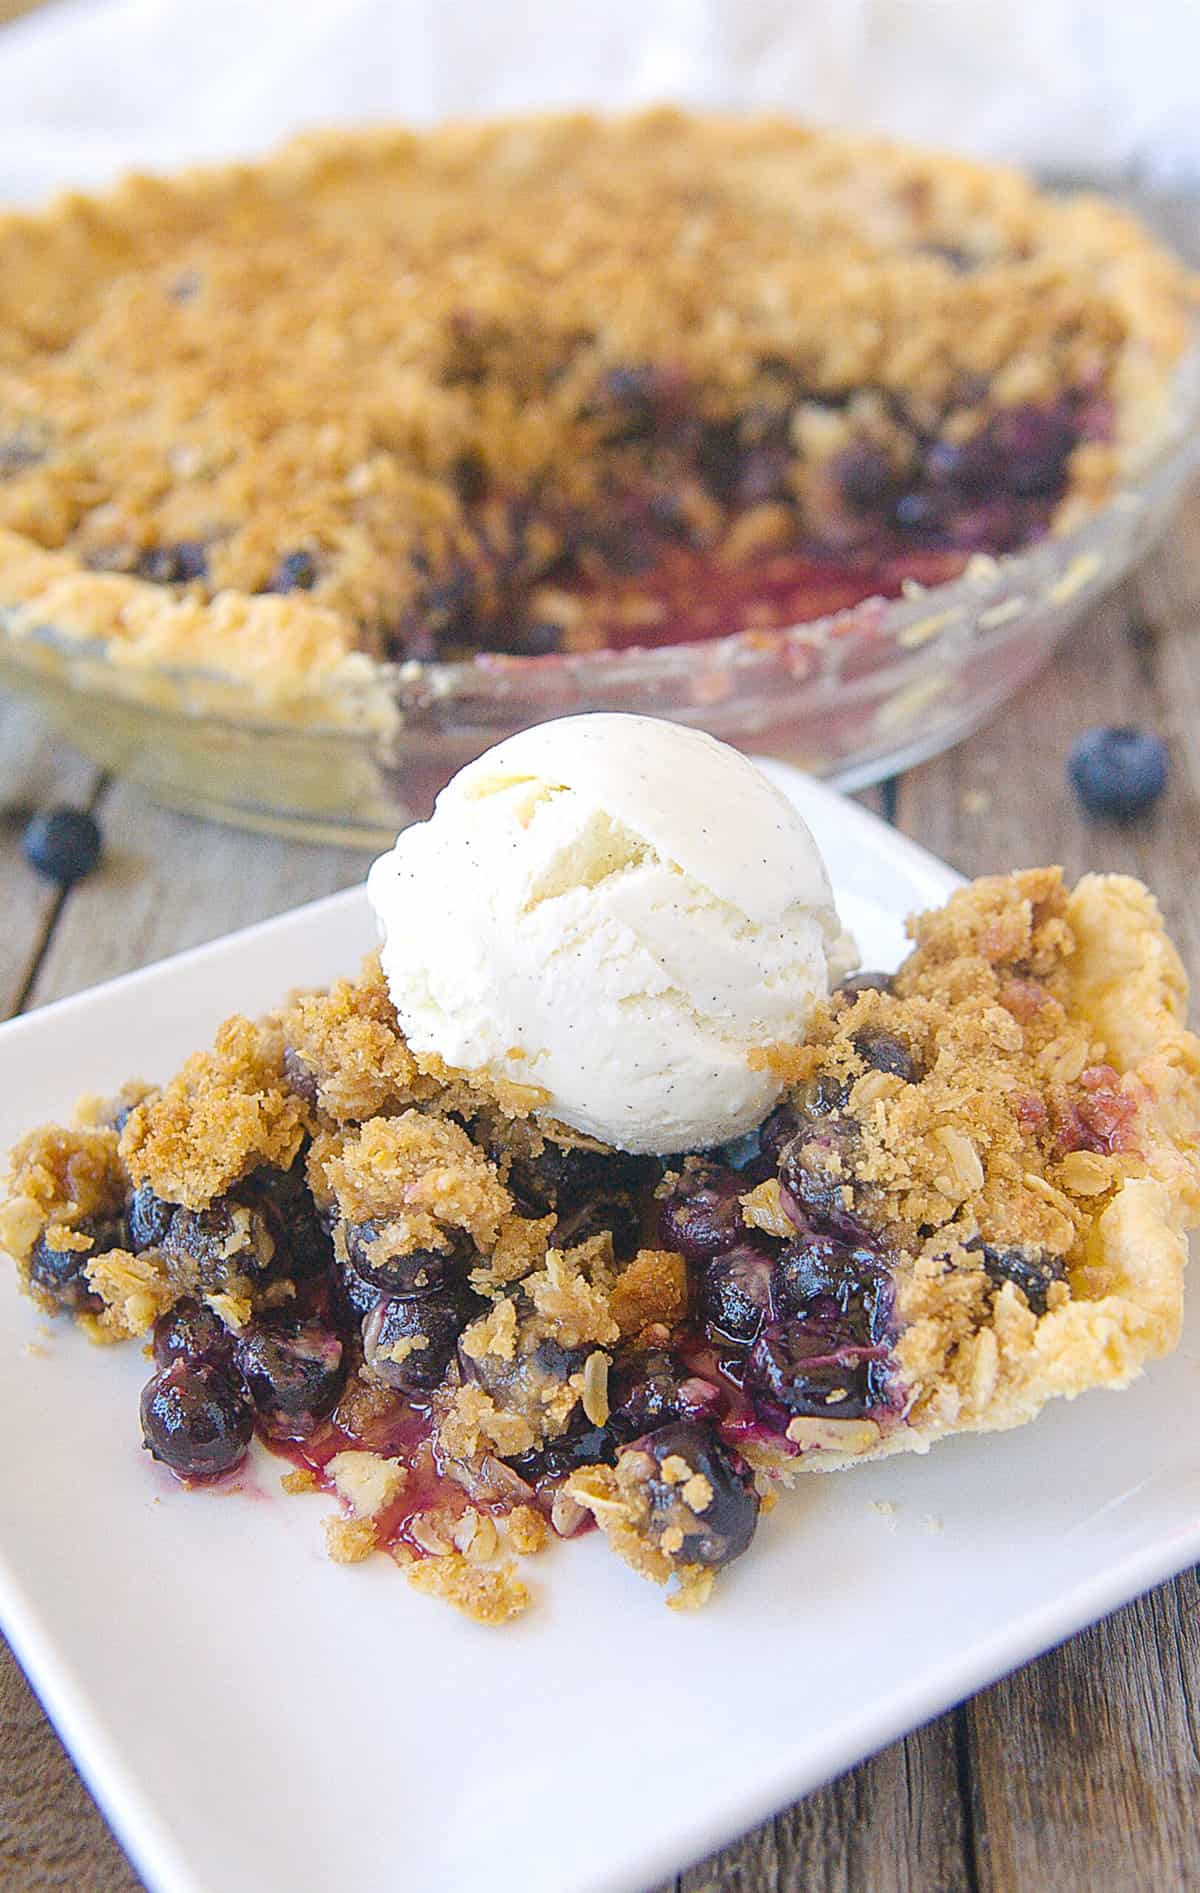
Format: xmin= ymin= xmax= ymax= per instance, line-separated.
xmin=747 ymin=869 xmax=1200 ymax=1472
xmin=0 ymin=110 xmax=1192 ymax=699
xmin=119 ymin=1015 xmax=306 ymax=1208
xmin=2 ymin=873 xmax=1198 ymax=1616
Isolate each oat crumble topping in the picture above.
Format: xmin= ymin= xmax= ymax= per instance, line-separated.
xmin=2 ymin=868 xmax=1197 ymax=1617
xmin=0 ymin=111 xmax=1192 ymax=699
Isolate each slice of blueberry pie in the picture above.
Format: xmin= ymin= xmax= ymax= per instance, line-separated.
xmin=0 ymin=110 xmax=1192 ymax=702
xmin=3 ymin=723 xmax=1197 ymax=1620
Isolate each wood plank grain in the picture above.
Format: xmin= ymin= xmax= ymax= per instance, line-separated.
xmin=0 ymin=1650 xmax=142 ymax=1893
xmin=964 ymin=1575 xmax=1200 ymax=1893
xmin=663 ymin=1714 xmax=970 ymax=1893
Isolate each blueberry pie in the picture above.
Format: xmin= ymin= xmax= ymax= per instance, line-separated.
xmin=0 ymin=110 xmax=1192 ymax=701
xmin=4 ymin=867 xmax=1197 ymax=1619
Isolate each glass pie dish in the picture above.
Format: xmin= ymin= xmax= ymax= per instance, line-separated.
xmin=1 ymin=339 xmax=1196 ymax=849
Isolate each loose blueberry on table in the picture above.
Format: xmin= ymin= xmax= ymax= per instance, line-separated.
xmin=1068 ymin=726 xmax=1169 ymax=821
xmin=1 ymin=864 xmax=1197 ymax=1623
xmin=22 ymin=808 xmax=103 ymax=887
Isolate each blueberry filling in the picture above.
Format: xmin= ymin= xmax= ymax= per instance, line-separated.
xmin=152 ymin=1297 xmax=234 ymax=1369
xmin=697 ymin=1241 xmax=775 ymax=1345
xmin=363 ymin=1286 xmax=483 ymax=1393
xmin=235 ymin=1320 xmax=346 ymax=1437
xmin=972 ymin=1241 xmax=1066 ymax=1318
xmin=343 ymin=1219 xmax=471 ymax=1296
xmin=745 ymin=1320 xmax=884 ymax=1421
xmin=628 ymin=1420 xmax=760 ymax=1570
xmin=658 ymin=1162 xmax=747 ymax=1259
xmin=28 ymin=1216 xmax=121 ymax=1314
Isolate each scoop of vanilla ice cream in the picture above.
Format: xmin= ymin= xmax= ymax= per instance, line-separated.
xmin=367 ymin=715 xmax=852 ymax=1154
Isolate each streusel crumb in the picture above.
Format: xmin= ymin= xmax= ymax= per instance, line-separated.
xmin=324 ymin=1516 xmax=379 ymax=1564
xmin=120 ymin=1015 xmax=306 ymax=1207
xmin=406 ymin=1554 xmax=530 ymax=1624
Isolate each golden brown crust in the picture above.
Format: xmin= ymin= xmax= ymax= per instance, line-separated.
xmin=0 ymin=111 xmax=1192 ymax=699
xmin=118 ymin=1014 xmax=307 ymax=1208
xmin=760 ymin=869 xmax=1200 ymax=1475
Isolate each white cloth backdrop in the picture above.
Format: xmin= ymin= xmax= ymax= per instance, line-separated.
xmin=0 ymin=0 xmax=1197 ymax=203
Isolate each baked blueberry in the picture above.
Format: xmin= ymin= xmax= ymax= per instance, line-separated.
xmin=852 ymin=1028 xmax=919 ymax=1082
xmin=631 ymin=1420 xmax=759 ymax=1569
xmin=770 ymin=1232 xmax=890 ymax=1345
xmin=507 ymin=1417 xmax=621 ymax=1484
xmin=758 ymin=1101 xmax=802 ymax=1170
xmin=555 ymin=1192 xmax=641 ymax=1262
xmin=460 ymin=1315 xmax=588 ymax=1428
xmin=777 ymin=1116 xmax=866 ymax=1239
xmin=975 ymin=1242 xmax=1066 ymax=1319
xmin=989 ymin=402 xmax=1075 ymax=498
xmin=510 ymin=622 xmax=565 ymax=657
xmin=152 ymin=1298 xmax=234 ymax=1369
xmin=235 ymin=1321 xmax=346 ymax=1436
xmin=244 ymin=1164 xmax=332 ymax=1279
xmin=137 ymin=541 xmax=208 ymax=584
xmin=140 ymin=1359 xmax=253 ymax=1478
xmin=344 ymin=1219 xmax=468 ymax=1295
xmin=155 ymin=1195 xmax=277 ymax=1286
xmin=127 ymin=1184 xmax=175 ymax=1252
xmin=833 ymin=970 xmax=896 ymax=1002
xmin=608 ymin=1349 xmax=690 ymax=1435
xmin=658 ymin=1163 xmax=746 ymax=1259
xmin=834 ymin=442 xmax=899 ymax=511
xmin=268 ymin=550 xmax=317 ymax=592
xmin=745 ymin=1319 xmax=874 ymax=1419
xmin=28 ymin=1217 xmax=119 ymax=1313
xmin=504 ymin=1140 xmax=646 ymax=1217
xmin=697 ymin=1241 xmax=774 ymax=1345
xmin=363 ymin=1286 xmax=482 ymax=1394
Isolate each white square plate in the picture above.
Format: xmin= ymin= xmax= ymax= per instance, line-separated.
xmin=2 ymin=767 xmax=1197 ymax=1893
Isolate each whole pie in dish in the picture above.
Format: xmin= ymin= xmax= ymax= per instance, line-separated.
xmin=0 ymin=110 xmax=1193 ymax=703
xmin=4 ymin=856 xmax=1197 ymax=1619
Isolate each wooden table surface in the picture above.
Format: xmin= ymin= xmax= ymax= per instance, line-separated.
xmin=0 ymin=491 xmax=1194 ymax=1890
